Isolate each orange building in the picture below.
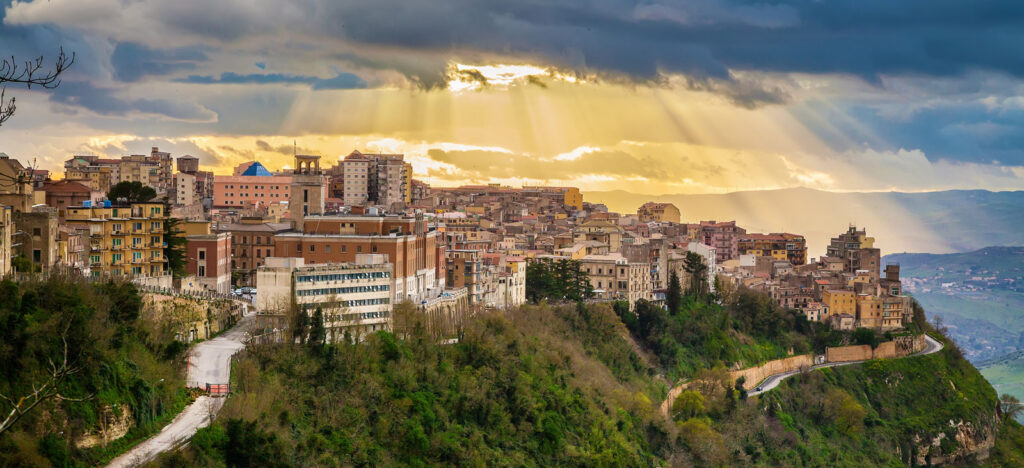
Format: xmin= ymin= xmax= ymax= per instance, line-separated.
xmin=213 ymin=162 xmax=292 ymax=208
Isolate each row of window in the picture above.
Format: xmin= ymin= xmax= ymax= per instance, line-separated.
xmin=299 ymin=244 xmax=376 ymax=254
xmin=224 ymin=185 xmax=284 ymax=189
xmin=297 ymin=285 xmax=391 ymax=296
xmin=296 ymin=271 xmax=391 ymax=282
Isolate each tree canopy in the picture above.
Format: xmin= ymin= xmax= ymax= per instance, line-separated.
xmin=107 ymin=181 xmax=156 ymax=203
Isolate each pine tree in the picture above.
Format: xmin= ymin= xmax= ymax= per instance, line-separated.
xmin=667 ymin=271 xmax=682 ymax=314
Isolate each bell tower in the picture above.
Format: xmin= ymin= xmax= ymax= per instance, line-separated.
xmin=289 ymin=154 xmax=326 ymax=231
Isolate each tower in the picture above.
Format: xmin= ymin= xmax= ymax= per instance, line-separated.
xmin=289 ymin=154 xmax=326 ymax=231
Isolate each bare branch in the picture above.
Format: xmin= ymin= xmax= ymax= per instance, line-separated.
xmin=0 ymin=48 xmax=74 ymax=128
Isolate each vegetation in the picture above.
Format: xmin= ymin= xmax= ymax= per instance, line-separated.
xmin=0 ymin=276 xmax=188 ymax=466
xmin=525 ymin=259 xmax=593 ymax=303
xmin=106 ymin=181 xmax=157 ymax=203
xmin=164 ymin=215 xmax=187 ymax=277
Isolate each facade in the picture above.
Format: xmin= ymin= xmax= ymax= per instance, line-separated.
xmin=66 ymin=202 xmax=166 ymax=277
xmin=13 ymin=206 xmax=59 ymax=272
xmin=637 ymin=202 xmax=681 ymax=224
xmin=289 ymin=155 xmax=327 ymax=230
xmin=256 ymin=256 xmax=393 ymax=342
xmin=216 ymin=218 xmax=293 ymax=287
xmin=822 ymin=289 xmax=856 ymax=321
xmin=580 ymin=253 xmax=652 ymax=307
xmin=212 ymin=162 xmax=293 ymax=208
xmin=0 ymin=205 xmax=11 ymax=276
xmin=272 ymin=213 xmax=446 ymax=303
xmin=177 ymin=155 xmax=200 ymax=173
xmin=175 ymin=172 xmax=198 ymax=206
xmin=186 ymin=232 xmax=232 ymax=293
xmin=699 ymin=220 xmax=747 ymax=263
xmin=737 ymin=232 xmax=808 ymax=265
xmin=41 ymin=179 xmax=99 ymax=219
xmin=62 ymin=147 xmax=173 ymax=194
xmin=339 ymin=151 xmax=411 ymax=207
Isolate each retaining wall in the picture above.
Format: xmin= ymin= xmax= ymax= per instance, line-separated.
xmin=731 ymin=354 xmax=814 ymax=390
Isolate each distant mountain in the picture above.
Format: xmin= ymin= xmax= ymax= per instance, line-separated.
xmin=584 ymin=188 xmax=1024 ymax=256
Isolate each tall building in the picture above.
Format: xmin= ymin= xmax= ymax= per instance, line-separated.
xmin=339 ymin=151 xmax=411 ymax=208
xmin=66 ymin=202 xmax=166 ymax=278
xmin=289 ymin=154 xmax=327 ymax=231
xmin=637 ymin=202 xmax=681 ymax=224
xmin=177 ymin=155 xmax=200 ymax=173
xmin=216 ymin=217 xmax=293 ymax=287
xmin=580 ymin=253 xmax=652 ymax=307
xmin=175 ymin=172 xmax=198 ymax=206
xmin=699 ymin=220 xmax=746 ymax=263
xmin=826 ymin=226 xmax=881 ymax=280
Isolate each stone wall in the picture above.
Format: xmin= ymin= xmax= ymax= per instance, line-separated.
xmin=731 ymin=354 xmax=814 ymax=390
xmin=873 ymin=341 xmax=898 ymax=359
xmin=826 ymin=344 xmax=872 ymax=362
xmin=74 ymin=405 xmax=133 ymax=449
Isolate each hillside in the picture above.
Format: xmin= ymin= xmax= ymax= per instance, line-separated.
xmin=159 ymin=294 xmax=1024 ymax=466
xmin=584 ymin=188 xmax=1024 ymax=255
xmin=0 ymin=276 xmax=190 ymax=466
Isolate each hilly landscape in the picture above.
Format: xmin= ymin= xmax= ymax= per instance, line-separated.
xmin=585 ymin=188 xmax=1024 ymax=256
xmin=883 ymin=247 xmax=1024 ymax=422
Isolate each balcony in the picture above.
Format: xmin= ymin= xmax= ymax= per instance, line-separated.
xmin=111 ymin=230 xmax=128 ymax=236
xmin=110 ymin=245 xmax=123 ymax=251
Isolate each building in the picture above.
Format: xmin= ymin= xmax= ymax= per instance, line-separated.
xmin=827 ymin=225 xmax=881 ymax=280
xmin=65 ymin=202 xmax=166 ymax=278
xmin=63 ymin=156 xmax=115 ymax=192
xmin=496 ymin=257 xmax=527 ymax=309
xmin=699 ymin=220 xmax=747 ymax=263
xmin=186 ymin=232 xmax=232 ymax=293
xmin=522 ymin=186 xmax=583 ymax=211
xmin=339 ymin=150 xmax=411 ymax=208
xmin=637 ymin=202 xmax=681 ymax=224
xmin=212 ymin=162 xmax=293 ymax=208
xmin=256 ymin=255 xmax=393 ymax=341
xmin=289 ymin=155 xmax=327 ymax=230
xmin=215 ymin=217 xmax=293 ymax=287
xmin=41 ymin=179 xmax=99 ymax=219
xmin=822 ymin=289 xmax=856 ymax=321
xmin=177 ymin=155 xmax=200 ymax=173
xmin=175 ymin=172 xmax=198 ymax=206
xmin=737 ymin=233 xmax=808 ymax=265
xmin=0 ymin=154 xmax=35 ymax=212
xmin=580 ymin=253 xmax=651 ymax=307
xmin=0 ymin=204 xmax=12 ymax=276
xmin=273 ymin=213 xmax=446 ymax=303
xmin=13 ymin=206 xmax=59 ymax=272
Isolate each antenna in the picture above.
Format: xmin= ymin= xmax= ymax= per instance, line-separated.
xmin=293 ymin=140 xmax=297 ymax=157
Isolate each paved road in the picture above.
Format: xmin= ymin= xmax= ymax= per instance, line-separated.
xmin=748 ymin=334 xmax=944 ymax=396
xmin=107 ymin=313 xmax=254 ymax=468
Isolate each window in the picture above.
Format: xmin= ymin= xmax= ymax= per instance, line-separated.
xmin=357 ymin=246 xmax=362 ymax=253
xmin=198 ymin=265 xmax=206 ymax=277
xmin=198 ymin=249 xmax=206 ymax=260
xmin=296 ymin=245 xmax=302 ymax=253
xmin=342 ymin=245 xmax=347 ymax=253
xmin=33 ymin=249 xmax=41 ymax=262
xmin=326 ymin=245 xmax=331 ymax=253
xmin=372 ymin=245 xmax=378 ymax=253
xmin=310 ymin=244 xmax=315 ymax=252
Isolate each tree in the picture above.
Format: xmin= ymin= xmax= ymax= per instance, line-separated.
xmin=1 ymin=49 xmax=74 ymax=127
xmin=683 ymin=252 xmax=709 ymax=298
xmin=525 ymin=259 xmax=592 ymax=303
xmin=1001 ymin=394 xmax=1022 ymax=422
xmin=666 ymin=271 xmax=682 ymax=314
xmin=107 ymin=181 xmax=156 ymax=203
xmin=0 ymin=333 xmax=92 ymax=435
xmin=672 ymin=390 xmax=705 ymax=420
xmin=734 ymin=376 xmax=748 ymax=401
xmin=164 ymin=215 xmax=187 ymax=277
xmin=308 ymin=307 xmax=326 ymax=346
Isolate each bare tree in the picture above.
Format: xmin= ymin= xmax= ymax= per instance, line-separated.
xmin=0 ymin=333 xmax=93 ymax=435
xmin=0 ymin=47 xmax=75 ymax=127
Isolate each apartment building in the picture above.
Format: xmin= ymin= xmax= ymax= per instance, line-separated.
xmin=175 ymin=172 xmax=197 ymax=206
xmin=699 ymin=220 xmax=747 ymax=263
xmin=827 ymin=225 xmax=881 ymax=280
xmin=581 ymin=253 xmax=651 ymax=307
xmin=64 ymin=156 xmax=116 ymax=192
xmin=62 ymin=147 xmax=173 ymax=194
xmin=256 ymin=256 xmax=393 ymax=341
xmin=186 ymin=232 xmax=232 ymax=293
xmin=737 ymin=232 xmax=808 ymax=265
xmin=637 ymin=202 xmax=681 ymax=224
xmin=65 ymin=202 xmax=166 ymax=278
xmin=41 ymin=179 xmax=100 ymax=219
xmin=212 ymin=162 xmax=293 ymax=208
xmin=339 ymin=151 xmax=411 ymax=208
xmin=216 ymin=217 xmax=293 ymax=287
xmin=13 ymin=206 xmax=59 ymax=273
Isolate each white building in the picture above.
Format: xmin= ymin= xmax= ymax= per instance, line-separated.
xmin=495 ymin=257 xmax=527 ymax=309
xmin=686 ymin=242 xmax=717 ymax=292
xmin=256 ymin=255 xmax=394 ymax=341
xmin=175 ymin=172 xmax=197 ymax=206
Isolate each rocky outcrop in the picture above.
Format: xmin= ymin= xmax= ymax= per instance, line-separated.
xmin=914 ymin=416 xmax=998 ymax=466
xmin=74 ymin=405 xmax=134 ymax=449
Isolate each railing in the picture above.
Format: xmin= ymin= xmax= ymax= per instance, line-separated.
xmin=134 ymin=284 xmax=253 ymax=304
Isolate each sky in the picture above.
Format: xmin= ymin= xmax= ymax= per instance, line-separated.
xmin=3 ymin=0 xmax=1024 ymax=196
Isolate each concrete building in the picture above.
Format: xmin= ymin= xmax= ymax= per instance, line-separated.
xmin=827 ymin=225 xmax=881 ymax=280
xmin=41 ymin=179 xmax=99 ymax=219
xmin=175 ymin=172 xmax=197 ymax=206
xmin=256 ymin=255 xmax=393 ymax=341
xmin=186 ymin=232 xmax=232 ymax=293
xmin=177 ymin=155 xmax=200 ymax=173
xmin=637 ymin=202 xmax=681 ymax=224
xmin=822 ymin=289 xmax=856 ymax=321
xmin=273 ymin=213 xmax=446 ymax=303
xmin=13 ymin=206 xmax=59 ymax=273
xmin=63 ymin=156 xmax=115 ymax=192
xmin=0 ymin=154 xmax=35 ymax=212
xmin=496 ymin=257 xmax=527 ymax=309
xmin=213 ymin=162 xmax=293 ymax=208
xmin=66 ymin=202 xmax=166 ymax=278
xmin=339 ymin=151 xmax=411 ymax=208
xmin=699 ymin=220 xmax=746 ymax=263
xmin=737 ymin=232 xmax=808 ymax=265
xmin=580 ymin=253 xmax=651 ymax=307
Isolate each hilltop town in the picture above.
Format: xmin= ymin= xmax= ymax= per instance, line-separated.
xmin=1 ymin=149 xmax=912 ymax=338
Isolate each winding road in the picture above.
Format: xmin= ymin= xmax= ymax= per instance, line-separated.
xmin=747 ymin=334 xmax=944 ymax=396
xmin=106 ymin=312 xmax=255 ymax=468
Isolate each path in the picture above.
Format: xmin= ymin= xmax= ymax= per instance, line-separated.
xmin=662 ymin=335 xmax=944 ymax=416
xmin=748 ymin=335 xmax=943 ymax=396
xmin=106 ymin=312 xmax=255 ymax=467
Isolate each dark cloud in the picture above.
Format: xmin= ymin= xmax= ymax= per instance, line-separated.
xmin=175 ymin=71 xmax=366 ymax=89
xmin=49 ymin=81 xmax=217 ymax=122
xmin=254 ymin=140 xmax=318 ymax=156
xmin=111 ymin=42 xmax=208 ymax=82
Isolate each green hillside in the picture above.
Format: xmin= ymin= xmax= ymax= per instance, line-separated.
xmin=159 ymin=295 xmax=1022 ymax=466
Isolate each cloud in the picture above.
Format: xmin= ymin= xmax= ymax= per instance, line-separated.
xmin=49 ymin=80 xmax=218 ymax=122
xmin=176 ymin=71 xmax=367 ymax=89
xmin=110 ymin=42 xmax=208 ymax=82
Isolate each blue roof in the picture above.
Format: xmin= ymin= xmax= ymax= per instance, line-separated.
xmin=240 ymin=161 xmax=273 ymax=176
